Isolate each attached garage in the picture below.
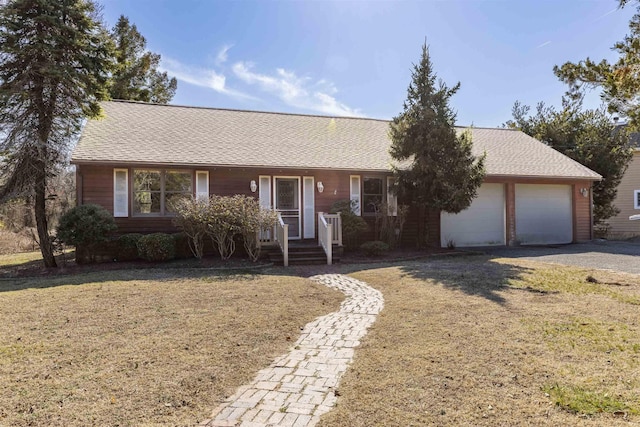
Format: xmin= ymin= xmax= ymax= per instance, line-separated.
xmin=440 ymin=183 xmax=505 ymax=247
xmin=515 ymin=184 xmax=573 ymax=244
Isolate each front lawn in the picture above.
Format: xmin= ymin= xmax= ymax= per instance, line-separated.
xmin=2 ymin=253 xmax=639 ymax=426
xmin=318 ymin=256 xmax=640 ymax=426
xmin=0 ymin=268 xmax=343 ymax=426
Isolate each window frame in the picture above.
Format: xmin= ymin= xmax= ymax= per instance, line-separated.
xmin=132 ymin=168 xmax=194 ymax=217
xmin=362 ymin=176 xmax=385 ymax=215
xmin=635 ymin=190 xmax=640 ymax=209
xmin=113 ymin=168 xmax=129 ymax=217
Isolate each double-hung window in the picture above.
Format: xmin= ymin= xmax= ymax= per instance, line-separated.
xmin=362 ymin=177 xmax=384 ymax=214
xmin=132 ymin=169 xmax=192 ymax=215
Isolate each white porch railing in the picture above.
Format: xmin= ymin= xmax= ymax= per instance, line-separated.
xmin=257 ymin=225 xmax=274 ymax=247
xmin=322 ymin=212 xmax=342 ymax=246
xmin=275 ymin=212 xmax=289 ymax=267
xmin=318 ymin=212 xmax=333 ymax=265
xmin=318 ymin=212 xmax=343 ymax=265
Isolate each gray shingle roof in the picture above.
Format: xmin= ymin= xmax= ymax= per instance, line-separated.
xmin=72 ymin=100 xmax=601 ymax=180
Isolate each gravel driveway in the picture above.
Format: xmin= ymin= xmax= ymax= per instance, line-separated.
xmin=476 ymin=240 xmax=640 ymax=275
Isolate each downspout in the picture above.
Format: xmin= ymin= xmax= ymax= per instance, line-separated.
xmin=75 ymin=165 xmax=83 ymax=206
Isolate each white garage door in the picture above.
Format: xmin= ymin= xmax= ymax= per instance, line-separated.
xmin=441 ymin=183 xmax=505 ymax=247
xmin=515 ymin=184 xmax=572 ymax=245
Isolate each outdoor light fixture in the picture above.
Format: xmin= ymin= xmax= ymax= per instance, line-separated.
xmin=580 ymin=188 xmax=589 ymax=198
xmin=250 ymin=180 xmax=257 ymax=193
xmin=317 ymin=181 xmax=324 ymax=193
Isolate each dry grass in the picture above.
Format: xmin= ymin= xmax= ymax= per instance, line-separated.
xmin=318 ymin=256 xmax=640 ymax=426
xmin=0 ymin=269 xmax=343 ymax=426
xmin=0 ymin=229 xmax=36 ymax=255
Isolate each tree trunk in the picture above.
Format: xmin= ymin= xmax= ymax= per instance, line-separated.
xmin=417 ymin=205 xmax=426 ymax=248
xmin=24 ymin=197 xmax=35 ymax=228
xmin=35 ymin=169 xmax=57 ymax=268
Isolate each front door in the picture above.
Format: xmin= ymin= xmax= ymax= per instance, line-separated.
xmin=275 ymin=177 xmax=301 ymax=239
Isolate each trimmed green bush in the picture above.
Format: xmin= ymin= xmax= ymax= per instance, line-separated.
xmin=116 ymin=233 xmax=143 ymax=261
xmin=330 ymin=200 xmax=368 ymax=250
xmin=56 ymin=204 xmax=117 ymax=263
xmin=137 ymin=233 xmax=175 ymax=262
xmin=172 ymin=232 xmax=192 ymax=259
xmin=360 ymin=240 xmax=390 ymax=257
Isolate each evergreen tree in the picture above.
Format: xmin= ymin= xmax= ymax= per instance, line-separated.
xmin=0 ymin=0 xmax=112 ymax=267
xmin=109 ymin=15 xmax=177 ymax=103
xmin=554 ymin=1 xmax=640 ymax=128
xmin=389 ymin=43 xmax=486 ymax=246
xmin=506 ymin=100 xmax=633 ymax=226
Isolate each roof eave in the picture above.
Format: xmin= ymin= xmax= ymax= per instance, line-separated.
xmin=70 ymin=158 xmax=392 ymax=173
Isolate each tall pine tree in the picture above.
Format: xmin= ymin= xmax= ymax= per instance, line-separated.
xmin=554 ymin=1 xmax=640 ymax=128
xmin=0 ymin=0 xmax=112 ymax=267
xmin=109 ymin=15 xmax=177 ymax=103
xmin=389 ymin=43 xmax=485 ymax=246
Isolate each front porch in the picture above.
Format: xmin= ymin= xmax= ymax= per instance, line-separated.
xmin=265 ymin=240 xmax=344 ymax=266
xmin=259 ymin=212 xmax=342 ymax=266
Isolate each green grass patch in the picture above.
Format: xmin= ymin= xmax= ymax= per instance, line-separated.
xmin=0 ymin=250 xmax=43 ymax=267
xmin=538 ymin=317 xmax=640 ymax=354
xmin=543 ymin=384 xmax=637 ymax=415
xmin=502 ymin=261 xmax=640 ymax=305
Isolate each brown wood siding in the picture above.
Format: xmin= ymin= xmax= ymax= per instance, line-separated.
xmin=505 ymin=182 xmax=516 ymax=246
xmin=80 ymin=165 xmax=114 ymax=214
xmin=76 ymin=163 xmax=594 ymax=244
xmin=606 ymin=151 xmax=640 ymax=238
xmin=573 ymin=184 xmax=592 ymax=242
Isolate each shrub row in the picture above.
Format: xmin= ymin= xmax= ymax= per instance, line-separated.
xmin=56 ymin=204 xmax=194 ymax=263
xmin=72 ymin=232 xmax=192 ymax=264
xmin=171 ymin=195 xmax=277 ymax=261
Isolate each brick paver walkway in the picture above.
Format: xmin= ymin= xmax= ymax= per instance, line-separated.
xmin=200 ymin=274 xmax=384 ymax=427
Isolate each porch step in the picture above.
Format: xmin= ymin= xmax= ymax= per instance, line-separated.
xmin=266 ymin=244 xmax=342 ymax=266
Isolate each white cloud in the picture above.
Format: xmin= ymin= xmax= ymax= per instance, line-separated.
xmin=161 ymin=57 xmax=257 ymax=101
xmin=232 ymin=62 xmax=362 ymax=117
xmin=536 ymin=41 xmax=551 ymax=49
xmin=216 ymin=44 xmax=233 ymax=65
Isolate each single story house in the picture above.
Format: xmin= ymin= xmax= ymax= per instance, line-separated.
xmin=71 ymin=100 xmax=601 ymax=252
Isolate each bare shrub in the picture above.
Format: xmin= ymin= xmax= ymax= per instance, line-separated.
xmin=0 ymin=229 xmax=35 ymax=254
xmin=237 ymin=197 xmax=278 ymax=262
xmin=171 ymin=198 xmax=209 ymax=259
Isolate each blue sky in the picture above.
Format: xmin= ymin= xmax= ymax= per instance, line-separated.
xmin=101 ymin=0 xmax=635 ymax=127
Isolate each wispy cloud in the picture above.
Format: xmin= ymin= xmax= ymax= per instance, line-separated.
xmin=232 ymin=62 xmax=362 ymax=117
xmin=536 ymin=41 xmax=551 ymax=49
xmin=216 ymin=44 xmax=233 ymax=65
xmin=161 ymin=57 xmax=257 ymax=101
xmin=594 ymin=7 xmax=618 ymax=22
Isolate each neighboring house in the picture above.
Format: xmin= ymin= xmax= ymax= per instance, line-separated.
xmin=606 ymin=133 xmax=640 ymax=238
xmin=71 ymin=100 xmax=601 ymax=249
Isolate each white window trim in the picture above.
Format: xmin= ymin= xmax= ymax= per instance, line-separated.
xmin=303 ymin=176 xmax=315 ymax=239
xmin=387 ymin=176 xmax=398 ymax=216
xmin=350 ymin=175 xmax=361 ymax=216
xmin=635 ymin=190 xmax=640 ymax=209
xmin=113 ymin=168 xmax=128 ymax=217
xmin=259 ymin=175 xmax=272 ymax=209
xmin=196 ymin=170 xmax=209 ymax=201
